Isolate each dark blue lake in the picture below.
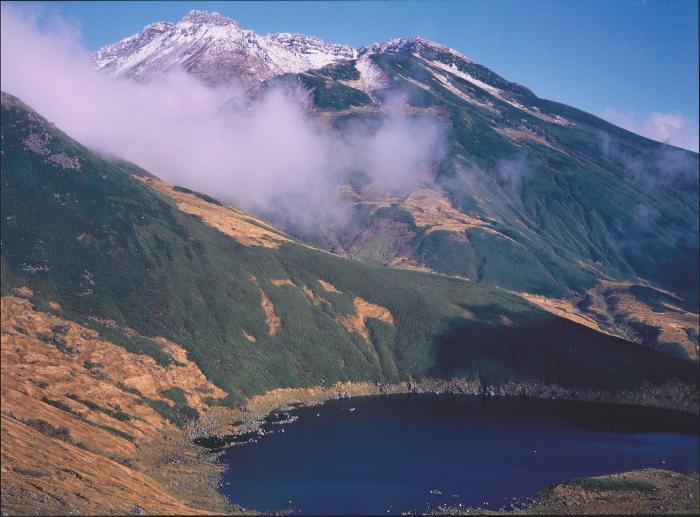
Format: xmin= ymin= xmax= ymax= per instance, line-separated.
xmin=217 ymin=395 xmax=699 ymax=515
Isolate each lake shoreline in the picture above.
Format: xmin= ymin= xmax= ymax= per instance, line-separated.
xmin=243 ymin=377 xmax=699 ymax=429
xmin=204 ymin=382 xmax=697 ymax=511
xmin=165 ymin=377 xmax=698 ymax=514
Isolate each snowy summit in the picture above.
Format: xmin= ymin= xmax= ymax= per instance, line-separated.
xmin=93 ymin=10 xmax=357 ymax=86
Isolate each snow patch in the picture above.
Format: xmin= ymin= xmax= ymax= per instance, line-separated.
xmin=427 ymin=59 xmax=569 ymax=126
xmin=431 ymin=70 xmax=496 ymax=112
xmin=429 ymin=60 xmax=503 ymax=97
xmin=398 ymin=74 xmax=432 ymax=92
xmin=342 ymin=53 xmax=389 ymax=95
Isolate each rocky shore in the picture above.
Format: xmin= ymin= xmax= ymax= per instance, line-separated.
xmin=244 ymin=377 xmax=698 ymax=423
xmin=431 ymin=468 xmax=700 ymax=515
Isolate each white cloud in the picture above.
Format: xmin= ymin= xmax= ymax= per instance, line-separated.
xmin=601 ymin=109 xmax=699 ymax=152
xmin=0 ymin=5 xmax=445 ymax=234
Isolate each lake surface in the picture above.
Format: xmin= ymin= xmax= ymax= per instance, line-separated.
xmin=215 ymin=395 xmax=699 ymax=515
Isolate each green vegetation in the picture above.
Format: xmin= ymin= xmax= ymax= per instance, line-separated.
xmin=115 ymin=381 xmax=142 ymax=396
xmin=266 ymin=65 xmax=373 ymax=112
xmin=87 ymin=325 xmax=176 ymax=368
xmin=41 ymin=396 xmax=74 ymax=414
xmin=571 ymin=477 xmax=657 ymax=493
xmin=23 ymin=418 xmax=71 ymax=442
xmin=141 ymin=398 xmax=199 ymax=429
xmin=373 ymin=206 xmax=416 ymax=227
xmin=162 ymin=387 xmax=188 ymax=405
xmin=315 ymin=60 xmax=361 ymax=81
xmin=1 ymin=91 xmax=697 ymax=411
xmin=93 ymin=423 xmax=135 ymax=442
xmin=38 ymin=392 xmax=137 ymax=440
xmin=66 ymin=394 xmax=132 ymax=422
xmin=172 ymin=185 xmax=224 ymax=207
xmin=629 ymin=285 xmax=696 ymax=313
xmin=286 ymin=49 xmax=699 ymax=301
xmin=296 ymin=73 xmax=373 ymax=111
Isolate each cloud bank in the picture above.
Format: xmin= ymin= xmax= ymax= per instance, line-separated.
xmin=0 ymin=5 xmax=446 ymax=233
xmin=602 ymin=108 xmax=699 ymax=152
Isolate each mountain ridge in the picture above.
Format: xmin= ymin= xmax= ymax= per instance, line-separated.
xmin=93 ymin=9 xmax=529 ymax=96
xmin=89 ymin=10 xmax=699 ymax=361
xmin=93 ymin=9 xmax=695 ymax=153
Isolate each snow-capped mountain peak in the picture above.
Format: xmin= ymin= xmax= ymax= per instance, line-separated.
xmin=93 ymin=10 xmax=356 ymax=86
xmin=93 ymin=10 xmax=531 ymax=104
xmin=359 ymin=36 xmax=473 ymax=63
xmin=178 ymin=9 xmax=238 ymax=27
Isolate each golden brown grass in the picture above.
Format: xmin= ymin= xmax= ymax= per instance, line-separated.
xmin=250 ymin=276 xmax=281 ymax=335
xmin=317 ymin=279 xmax=341 ymax=293
xmin=337 ymin=297 xmax=395 ymax=342
xmin=0 ymin=295 xmax=232 ymax=515
xmin=518 ymin=282 xmax=698 ymax=361
xmin=518 ymin=292 xmax=611 ymax=334
xmin=270 ymin=278 xmax=295 ymax=287
xmin=142 ymin=177 xmax=289 ymax=249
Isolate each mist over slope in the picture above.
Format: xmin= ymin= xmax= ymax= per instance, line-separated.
xmin=2 ymin=7 xmax=698 ymax=360
xmin=1 ymin=7 xmax=447 ymax=233
xmin=3 ymin=90 xmax=697 ymax=401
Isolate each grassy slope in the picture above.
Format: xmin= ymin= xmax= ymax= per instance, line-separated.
xmin=0 ymin=295 xmax=234 ymax=515
xmin=290 ymin=52 xmax=699 ymax=302
xmin=1 ymin=92 xmax=697 ymax=406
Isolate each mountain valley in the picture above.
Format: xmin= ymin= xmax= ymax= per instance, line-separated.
xmin=1 ymin=9 xmax=698 ymax=516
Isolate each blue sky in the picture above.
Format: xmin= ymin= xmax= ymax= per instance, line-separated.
xmin=10 ymin=0 xmax=700 ymax=149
